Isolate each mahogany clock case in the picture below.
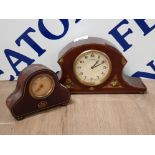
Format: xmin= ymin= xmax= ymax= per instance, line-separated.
xmin=6 ymin=64 xmax=70 ymax=120
xmin=58 ymin=37 xmax=147 ymax=94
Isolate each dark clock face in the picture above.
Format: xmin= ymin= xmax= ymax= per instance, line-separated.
xmin=29 ymin=74 xmax=55 ymax=99
xmin=73 ymin=50 xmax=112 ymax=86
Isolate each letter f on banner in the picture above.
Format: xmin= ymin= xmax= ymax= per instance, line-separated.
xmin=109 ymin=19 xmax=133 ymax=52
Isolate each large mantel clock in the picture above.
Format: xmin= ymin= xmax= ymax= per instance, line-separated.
xmin=57 ymin=37 xmax=147 ymax=94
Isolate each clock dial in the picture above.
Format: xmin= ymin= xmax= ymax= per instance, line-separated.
xmin=73 ymin=50 xmax=112 ymax=86
xmin=29 ymin=74 xmax=55 ymax=99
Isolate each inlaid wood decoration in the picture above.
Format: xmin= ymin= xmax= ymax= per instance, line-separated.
xmin=58 ymin=37 xmax=147 ymax=94
xmin=6 ymin=64 xmax=70 ymax=120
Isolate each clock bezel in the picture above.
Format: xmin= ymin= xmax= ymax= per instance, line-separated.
xmin=73 ymin=49 xmax=112 ymax=86
xmin=29 ymin=73 xmax=55 ymax=99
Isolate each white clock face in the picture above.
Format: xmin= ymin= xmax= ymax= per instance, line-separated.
xmin=29 ymin=74 xmax=55 ymax=99
xmin=73 ymin=50 xmax=112 ymax=86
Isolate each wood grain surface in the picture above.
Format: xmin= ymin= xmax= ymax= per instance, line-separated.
xmin=0 ymin=80 xmax=155 ymax=135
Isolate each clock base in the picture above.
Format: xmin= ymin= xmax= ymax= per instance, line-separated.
xmin=58 ymin=71 xmax=147 ymax=94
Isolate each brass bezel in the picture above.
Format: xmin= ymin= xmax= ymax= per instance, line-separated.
xmin=29 ymin=73 xmax=55 ymax=99
xmin=73 ymin=49 xmax=112 ymax=86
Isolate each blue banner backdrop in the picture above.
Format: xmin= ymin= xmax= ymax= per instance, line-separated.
xmin=0 ymin=19 xmax=155 ymax=81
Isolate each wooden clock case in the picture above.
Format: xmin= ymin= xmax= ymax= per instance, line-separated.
xmin=6 ymin=64 xmax=70 ymax=120
xmin=57 ymin=37 xmax=147 ymax=94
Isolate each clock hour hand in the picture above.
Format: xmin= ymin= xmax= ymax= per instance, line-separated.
xmin=35 ymin=84 xmax=43 ymax=92
xmin=91 ymin=60 xmax=99 ymax=69
xmin=92 ymin=61 xmax=104 ymax=69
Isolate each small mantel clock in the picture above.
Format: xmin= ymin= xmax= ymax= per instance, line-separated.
xmin=6 ymin=64 xmax=70 ymax=120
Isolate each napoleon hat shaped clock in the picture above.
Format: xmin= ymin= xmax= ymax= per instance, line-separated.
xmin=57 ymin=37 xmax=146 ymax=94
xmin=6 ymin=64 xmax=70 ymax=120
